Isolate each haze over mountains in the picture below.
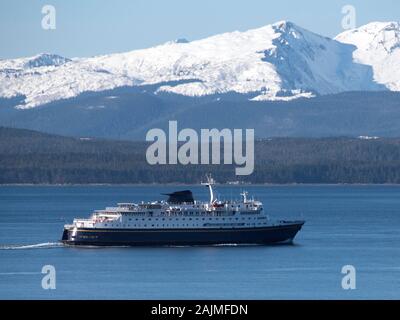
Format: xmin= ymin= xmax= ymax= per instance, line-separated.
xmin=1 ymin=20 xmax=400 ymax=139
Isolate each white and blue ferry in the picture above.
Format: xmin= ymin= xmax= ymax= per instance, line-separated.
xmin=61 ymin=176 xmax=304 ymax=246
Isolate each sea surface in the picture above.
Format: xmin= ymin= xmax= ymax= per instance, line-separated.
xmin=0 ymin=185 xmax=399 ymax=299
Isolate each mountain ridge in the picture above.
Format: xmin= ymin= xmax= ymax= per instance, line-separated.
xmin=335 ymin=21 xmax=400 ymax=91
xmin=1 ymin=20 xmax=399 ymax=109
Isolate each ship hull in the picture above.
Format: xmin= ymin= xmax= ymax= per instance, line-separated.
xmin=61 ymin=221 xmax=305 ymax=246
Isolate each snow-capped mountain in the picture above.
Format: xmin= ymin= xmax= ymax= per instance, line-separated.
xmin=0 ymin=20 xmax=399 ymax=109
xmin=335 ymin=21 xmax=400 ymax=91
xmin=1 ymin=53 xmax=71 ymax=71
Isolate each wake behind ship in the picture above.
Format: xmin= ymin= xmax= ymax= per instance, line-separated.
xmin=61 ymin=176 xmax=304 ymax=246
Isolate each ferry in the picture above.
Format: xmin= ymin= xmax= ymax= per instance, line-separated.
xmin=61 ymin=176 xmax=304 ymax=246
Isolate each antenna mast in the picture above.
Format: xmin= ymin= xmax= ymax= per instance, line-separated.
xmin=201 ymin=174 xmax=216 ymax=204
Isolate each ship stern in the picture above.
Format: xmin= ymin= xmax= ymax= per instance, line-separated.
xmin=61 ymin=224 xmax=74 ymax=244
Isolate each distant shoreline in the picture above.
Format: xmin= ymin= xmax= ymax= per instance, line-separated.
xmin=2 ymin=183 xmax=400 ymax=187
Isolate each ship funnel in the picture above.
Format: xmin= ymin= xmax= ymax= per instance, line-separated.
xmin=163 ymin=190 xmax=194 ymax=204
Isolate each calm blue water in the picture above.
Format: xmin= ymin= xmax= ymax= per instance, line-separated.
xmin=0 ymin=185 xmax=399 ymax=299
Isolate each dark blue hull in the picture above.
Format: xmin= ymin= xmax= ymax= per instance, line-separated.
xmin=61 ymin=221 xmax=305 ymax=246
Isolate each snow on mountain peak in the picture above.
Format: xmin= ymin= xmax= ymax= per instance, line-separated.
xmin=163 ymin=38 xmax=190 ymax=46
xmin=335 ymin=21 xmax=400 ymax=52
xmin=271 ymin=20 xmax=303 ymax=34
xmin=0 ymin=53 xmax=71 ymax=70
xmin=0 ymin=20 xmax=398 ymax=109
xmin=174 ymin=38 xmax=190 ymax=44
xmin=24 ymin=53 xmax=71 ymax=68
xmin=335 ymin=21 xmax=400 ymax=90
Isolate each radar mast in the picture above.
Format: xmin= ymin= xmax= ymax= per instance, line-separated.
xmin=201 ymin=174 xmax=216 ymax=204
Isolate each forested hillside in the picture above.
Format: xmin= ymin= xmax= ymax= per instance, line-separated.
xmin=1 ymin=127 xmax=400 ymax=184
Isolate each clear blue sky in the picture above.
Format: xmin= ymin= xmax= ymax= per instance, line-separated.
xmin=0 ymin=0 xmax=399 ymax=59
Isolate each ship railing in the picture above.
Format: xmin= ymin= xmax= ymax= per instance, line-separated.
xmin=73 ymin=218 xmax=95 ymax=226
xmin=73 ymin=218 xmax=92 ymax=222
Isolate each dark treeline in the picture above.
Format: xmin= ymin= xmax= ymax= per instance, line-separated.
xmin=1 ymin=127 xmax=400 ymax=184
